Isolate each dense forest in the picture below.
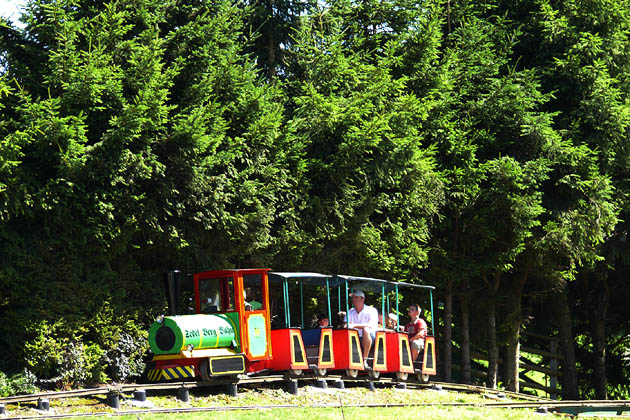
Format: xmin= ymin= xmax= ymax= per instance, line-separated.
xmin=0 ymin=0 xmax=629 ymax=400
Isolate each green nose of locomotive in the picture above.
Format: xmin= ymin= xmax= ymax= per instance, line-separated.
xmin=148 ymin=314 xmax=238 ymax=355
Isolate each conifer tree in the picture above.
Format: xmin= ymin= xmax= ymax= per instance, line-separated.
xmin=285 ymin=8 xmax=443 ymax=278
xmin=0 ymin=0 xmax=300 ymax=381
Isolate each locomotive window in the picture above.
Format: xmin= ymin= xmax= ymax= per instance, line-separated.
xmin=243 ymin=274 xmax=265 ymax=311
xmin=199 ymin=277 xmax=235 ymax=313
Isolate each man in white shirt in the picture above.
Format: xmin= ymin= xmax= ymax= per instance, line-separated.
xmin=345 ymin=289 xmax=379 ymax=366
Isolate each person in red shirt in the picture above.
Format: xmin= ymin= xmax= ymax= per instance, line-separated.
xmin=405 ymin=304 xmax=427 ymax=362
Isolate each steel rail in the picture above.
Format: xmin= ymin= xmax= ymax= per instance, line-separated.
xmin=0 ymin=387 xmax=111 ymax=404
xmin=0 ymin=374 xmax=576 ymax=406
xmin=428 ymin=381 xmax=551 ymax=401
xmin=3 ymin=400 xmax=630 ymax=420
xmin=0 ymin=375 xmax=291 ymax=404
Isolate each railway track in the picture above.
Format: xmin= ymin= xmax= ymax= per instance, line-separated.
xmin=0 ymin=374 xmax=292 ymax=405
xmin=2 ymin=399 xmax=630 ymax=420
xmin=1 ymin=376 xmax=628 ymax=419
xmin=0 ymin=375 xmax=545 ymax=405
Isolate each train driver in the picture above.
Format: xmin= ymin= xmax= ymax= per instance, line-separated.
xmin=243 ymin=287 xmax=262 ymax=311
xmin=345 ymin=289 xmax=379 ymax=367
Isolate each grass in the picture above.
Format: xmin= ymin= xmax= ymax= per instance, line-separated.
xmin=113 ymin=406 xmax=544 ymax=420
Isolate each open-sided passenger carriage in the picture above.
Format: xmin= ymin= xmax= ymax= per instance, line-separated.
xmin=265 ymin=272 xmax=335 ymax=376
xmin=265 ymin=272 xmax=437 ymax=382
xmin=386 ymin=279 xmax=438 ymax=382
xmin=333 ymin=275 xmax=437 ymax=382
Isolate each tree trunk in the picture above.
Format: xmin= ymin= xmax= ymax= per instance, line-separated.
xmin=552 ymin=290 xmax=579 ymax=400
xmin=447 ymin=0 xmax=452 ymax=34
xmin=442 ymin=277 xmax=453 ymax=382
xmin=591 ymin=278 xmax=609 ymax=400
xmin=504 ymin=272 xmax=527 ymax=392
xmin=487 ymin=299 xmax=498 ymax=388
xmin=460 ymin=280 xmax=471 ymax=384
xmin=485 ymin=272 xmax=501 ymax=389
xmin=267 ymin=25 xmax=276 ymax=78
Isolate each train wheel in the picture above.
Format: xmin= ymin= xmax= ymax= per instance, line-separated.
xmin=290 ymin=369 xmax=303 ymax=377
xmin=368 ymin=369 xmax=380 ymax=380
xmin=314 ymin=368 xmax=327 ymax=376
xmin=199 ymin=359 xmax=211 ymax=382
xmin=396 ymin=371 xmax=408 ymax=381
xmin=418 ymin=373 xmax=430 ymax=383
xmin=345 ymin=369 xmax=359 ymax=378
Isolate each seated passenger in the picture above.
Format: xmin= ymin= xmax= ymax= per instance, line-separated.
xmin=385 ymin=313 xmax=398 ymax=330
xmin=335 ymin=311 xmax=346 ymax=329
xmin=405 ymin=304 xmax=427 ymax=361
xmin=345 ymin=290 xmax=379 ymax=368
xmin=318 ymin=314 xmax=330 ymax=328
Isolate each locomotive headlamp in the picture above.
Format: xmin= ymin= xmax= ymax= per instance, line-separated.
xmin=187 ymin=344 xmax=194 ymax=352
xmin=156 ymin=315 xmax=165 ymax=324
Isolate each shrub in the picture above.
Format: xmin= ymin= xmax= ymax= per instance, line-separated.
xmin=22 ymin=304 xmax=149 ymax=387
xmin=0 ymin=370 xmax=38 ymax=397
xmin=104 ymin=332 xmax=148 ymax=381
xmin=89 ymin=302 xmax=149 ymax=381
xmin=23 ymin=319 xmax=68 ymax=381
xmin=22 ymin=320 xmax=101 ymax=387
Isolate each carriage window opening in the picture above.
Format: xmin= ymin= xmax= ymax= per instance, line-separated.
xmin=199 ymin=277 xmax=234 ymax=313
xmin=243 ymin=274 xmax=265 ymax=311
xmin=269 ymin=280 xmax=285 ymax=329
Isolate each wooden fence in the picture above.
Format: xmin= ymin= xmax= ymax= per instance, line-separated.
xmin=520 ymin=331 xmax=562 ymax=399
xmin=457 ymin=331 xmax=562 ymax=399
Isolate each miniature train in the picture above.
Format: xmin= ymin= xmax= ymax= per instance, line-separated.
xmin=146 ymin=269 xmax=437 ymax=383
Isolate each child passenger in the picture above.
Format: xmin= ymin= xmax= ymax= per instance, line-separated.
xmin=335 ymin=311 xmax=346 ymax=329
xmin=385 ymin=313 xmax=398 ymax=330
xmin=318 ymin=314 xmax=330 ymax=327
xmin=405 ymin=304 xmax=427 ymax=362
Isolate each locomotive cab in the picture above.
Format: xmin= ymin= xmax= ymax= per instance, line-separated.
xmin=194 ymin=269 xmax=272 ymax=363
xmin=147 ymin=269 xmax=272 ymax=382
